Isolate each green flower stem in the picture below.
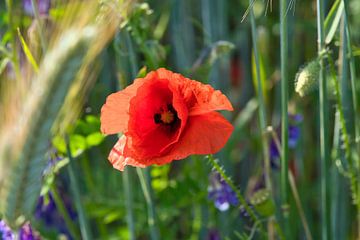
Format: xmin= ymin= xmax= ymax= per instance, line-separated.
xmin=249 ymin=4 xmax=275 ymax=238
xmin=65 ymin=136 xmax=92 ymax=240
xmin=249 ymin=0 xmax=271 ymax=195
xmin=207 ymin=155 xmax=262 ymax=231
xmin=115 ymin=30 xmax=138 ymax=240
xmin=269 ymin=128 xmax=313 ymax=240
xmin=122 ymin=169 xmax=136 ymax=240
xmin=136 ymin=168 xmax=160 ymax=240
xmin=50 ymin=184 xmax=79 ymax=239
xmin=326 ymin=54 xmax=351 ymax=163
xmin=316 ymin=0 xmax=331 ymax=237
xmin=280 ymin=0 xmax=290 ymax=236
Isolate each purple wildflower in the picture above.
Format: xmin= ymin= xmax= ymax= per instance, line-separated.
xmin=269 ymin=114 xmax=302 ymax=168
xmin=288 ymin=125 xmax=301 ymax=148
xmin=0 ymin=220 xmax=14 ymax=240
xmin=35 ymin=192 xmax=76 ymax=239
xmin=0 ymin=221 xmax=41 ymax=240
xmin=207 ymin=229 xmax=221 ymax=240
xmin=18 ymin=223 xmax=41 ymax=240
xmin=23 ymin=0 xmax=51 ymax=16
xmin=208 ymin=172 xmax=238 ymax=211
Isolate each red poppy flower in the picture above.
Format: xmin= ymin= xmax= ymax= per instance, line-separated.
xmin=101 ymin=68 xmax=234 ymax=171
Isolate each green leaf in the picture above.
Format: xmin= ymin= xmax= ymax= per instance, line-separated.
xmin=252 ymin=51 xmax=267 ymax=102
xmin=324 ymin=0 xmax=344 ymax=44
xmin=52 ymin=135 xmax=86 ymax=156
xmin=52 ymin=135 xmax=67 ymax=153
xmin=86 ymin=132 xmax=105 ymax=147
xmin=137 ymin=66 xmax=147 ymax=78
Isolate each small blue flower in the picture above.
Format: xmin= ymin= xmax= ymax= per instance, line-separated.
xmin=23 ymin=0 xmax=51 ymax=16
xmin=208 ymin=172 xmax=238 ymax=211
xmin=0 ymin=220 xmax=14 ymax=240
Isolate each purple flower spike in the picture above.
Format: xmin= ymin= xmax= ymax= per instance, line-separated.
xmin=0 ymin=220 xmax=14 ymax=240
xmin=208 ymin=172 xmax=238 ymax=211
xmin=23 ymin=0 xmax=51 ymax=16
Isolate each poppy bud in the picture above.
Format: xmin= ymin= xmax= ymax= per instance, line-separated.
xmin=295 ymin=60 xmax=320 ymax=97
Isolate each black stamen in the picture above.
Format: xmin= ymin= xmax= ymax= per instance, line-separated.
xmin=154 ymin=113 xmax=162 ymax=124
xmin=153 ymin=104 xmax=180 ymax=128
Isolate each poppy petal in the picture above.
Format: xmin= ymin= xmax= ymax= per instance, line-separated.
xmin=150 ymin=111 xmax=234 ymax=165
xmin=108 ymin=135 xmax=146 ymax=171
xmin=100 ymin=78 xmax=146 ymax=134
xmin=126 ymin=79 xmax=188 ymax=158
xmin=187 ymin=82 xmax=234 ymax=115
xmin=159 ymin=68 xmax=233 ymax=115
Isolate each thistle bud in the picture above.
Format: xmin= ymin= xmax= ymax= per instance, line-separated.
xmin=249 ymin=189 xmax=275 ymax=217
xmin=295 ymin=60 xmax=320 ymax=97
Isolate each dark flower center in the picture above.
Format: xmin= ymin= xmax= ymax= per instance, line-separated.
xmin=154 ymin=104 xmax=179 ymax=126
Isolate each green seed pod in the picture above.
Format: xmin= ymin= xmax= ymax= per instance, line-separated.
xmin=295 ymin=60 xmax=320 ymax=97
xmin=249 ymin=189 xmax=275 ymax=217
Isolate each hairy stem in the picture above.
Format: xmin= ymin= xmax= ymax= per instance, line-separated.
xmin=207 ymin=155 xmax=263 ymax=234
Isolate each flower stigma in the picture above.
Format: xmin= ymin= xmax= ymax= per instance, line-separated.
xmin=154 ymin=104 xmax=178 ymax=125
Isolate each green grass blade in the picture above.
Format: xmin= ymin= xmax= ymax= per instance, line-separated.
xmin=324 ymin=0 xmax=344 ymax=44
xmin=17 ymin=28 xmax=39 ymax=73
